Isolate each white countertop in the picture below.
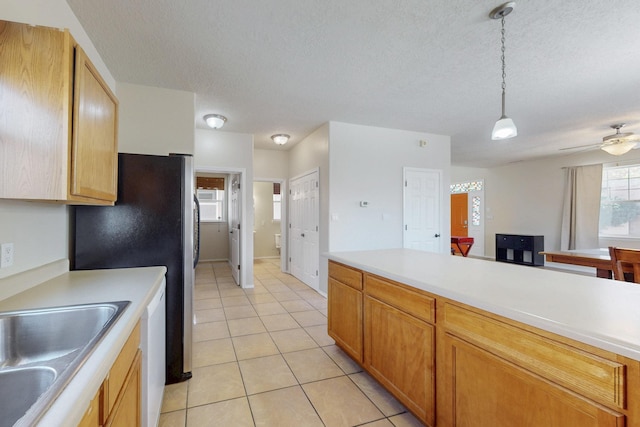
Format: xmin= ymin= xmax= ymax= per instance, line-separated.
xmin=0 ymin=266 xmax=166 ymax=427
xmin=326 ymin=249 xmax=640 ymax=361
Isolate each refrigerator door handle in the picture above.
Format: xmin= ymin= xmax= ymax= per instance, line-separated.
xmin=194 ymin=194 xmax=200 ymax=268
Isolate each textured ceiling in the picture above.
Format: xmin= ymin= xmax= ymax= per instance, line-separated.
xmin=65 ymin=0 xmax=640 ymax=167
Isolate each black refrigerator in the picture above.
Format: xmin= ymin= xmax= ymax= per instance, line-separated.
xmin=72 ymin=153 xmax=199 ymax=384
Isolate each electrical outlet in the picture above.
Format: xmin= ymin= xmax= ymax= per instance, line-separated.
xmin=1 ymin=243 xmax=14 ymax=268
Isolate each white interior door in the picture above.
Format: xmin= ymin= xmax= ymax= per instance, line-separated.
xmin=403 ymin=168 xmax=442 ymax=253
xmin=289 ymin=170 xmax=319 ymax=290
xmin=230 ymin=175 xmax=241 ymax=285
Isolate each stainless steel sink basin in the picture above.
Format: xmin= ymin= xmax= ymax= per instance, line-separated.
xmin=0 ymin=301 xmax=130 ymax=427
xmin=0 ymin=367 xmax=57 ymax=427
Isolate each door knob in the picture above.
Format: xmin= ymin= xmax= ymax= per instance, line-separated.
xmin=434 ymin=233 xmax=441 ymax=238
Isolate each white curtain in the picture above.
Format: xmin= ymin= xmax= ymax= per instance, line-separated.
xmin=560 ymin=164 xmax=603 ymax=250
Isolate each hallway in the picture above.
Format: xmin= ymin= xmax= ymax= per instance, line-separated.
xmin=159 ymin=259 xmax=421 ymax=426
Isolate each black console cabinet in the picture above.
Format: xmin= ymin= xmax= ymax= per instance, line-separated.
xmin=495 ymin=234 xmax=544 ymax=266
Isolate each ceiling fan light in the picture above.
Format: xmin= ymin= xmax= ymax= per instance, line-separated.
xmin=204 ymin=114 xmax=227 ymax=129
xmin=492 ymin=116 xmax=518 ymax=140
xmin=601 ymin=140 xmax=638 ymax=156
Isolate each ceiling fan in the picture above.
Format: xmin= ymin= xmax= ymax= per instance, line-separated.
xmin=560 ymin=124 xmax=640 ymax=156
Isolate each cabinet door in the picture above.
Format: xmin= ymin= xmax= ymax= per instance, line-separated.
xmin=71 ymin=46 xmax=118 ymax=203
xmin=328 ymin=278 xmax=363 ymax=363
xmin=440 ymin=334 xmax=624 ymax=427
xmin=364 ymin=295 xmax=435 ymax=425
xmin=0 ymin=21 xmax=71 ymax=200
xmin=77 ymin=390 xmax=100 ymax=427
xmin=105 ymin=349 xmax=141 ymax=427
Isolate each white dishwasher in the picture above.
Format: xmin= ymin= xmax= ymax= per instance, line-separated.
xmin=141 ymin=280 xmax=166 ymax=427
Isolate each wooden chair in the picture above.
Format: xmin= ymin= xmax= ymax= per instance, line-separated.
xmin=608 ymin=246 xmax=640 ymax=283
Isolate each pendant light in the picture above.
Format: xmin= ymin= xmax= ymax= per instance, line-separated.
xmin=490 ymin=2 xmax=517 ymax=140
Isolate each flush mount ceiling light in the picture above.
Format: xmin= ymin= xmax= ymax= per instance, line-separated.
xmin=601 ymin=124 xmax=640 ymax=155
xmin=204 ymin=114 xmax=227 ymax=129
xmin=490 ymin=2 xmax=518 ymax=140
xmin=271 ymin=134 xmax=290 ymax=145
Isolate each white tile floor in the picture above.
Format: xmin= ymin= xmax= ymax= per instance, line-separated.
xmin=158 ymin=259 xmax=423 ymax=427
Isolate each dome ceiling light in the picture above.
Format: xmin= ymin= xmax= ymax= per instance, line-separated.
xmin=271 ymin=134 xmax=290 ymax=145
xmin=204 ymin=114 xmax=227 ymax=129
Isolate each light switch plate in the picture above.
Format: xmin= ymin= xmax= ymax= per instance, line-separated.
xmin=1 ymin=243 xmax=14 ymax=268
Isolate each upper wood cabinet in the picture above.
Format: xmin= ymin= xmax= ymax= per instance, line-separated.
xmin=0 ymin=20 xmax=118 ymax=205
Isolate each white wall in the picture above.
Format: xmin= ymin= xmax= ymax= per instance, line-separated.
xmin=254 ymin=149 xmax=289 ymax=180
xmin=452 ymin=149 xmax=640 ymax=259
xmin=0 ymin=0 xmax=113 ymax=281
xmin=117 ymin=83 xmax=195 ymax=155
xmin=328 ymin=122 xmax=451 ymax=252
xmin=195 ymin=129 xmax=255 ymax=287
xmin=0 ymin=201 xmax=67 ymax=280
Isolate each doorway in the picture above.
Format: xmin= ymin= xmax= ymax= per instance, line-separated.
xmin=253 ymin=180 xmax=285 ymax=268
xmin=450 ymin=180 xmax=485 ymax=257
xmin=451 ymin=193 xmax=468 ymax=254
xmin=196 ymin=167 xmax=248 ymax=287
xmin=403 ymin=167 xmax=443 ymax=253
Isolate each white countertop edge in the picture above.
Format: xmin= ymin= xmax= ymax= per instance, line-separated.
xmin=0 ymin=266 xmax=167 ymax=427
xmin=326 ymin=249 xmax=640 ymax=362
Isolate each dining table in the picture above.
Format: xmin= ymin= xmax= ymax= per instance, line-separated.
xmin=540 ymin=248 xmax=629 ymax=279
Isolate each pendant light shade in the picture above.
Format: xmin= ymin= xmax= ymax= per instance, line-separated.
xmin=492 ymin=116 xmax=518 ymax=140
xmin=600 ymin=124 xmax=640 ymax=155
xmin=601 ymin=141 xmax=638 ymax=156
xmin=490 ymin=2 xmax=517 ymax=141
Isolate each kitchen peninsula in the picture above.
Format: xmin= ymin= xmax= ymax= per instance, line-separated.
xmin=327 ymin=248 xmax=640 ymax=426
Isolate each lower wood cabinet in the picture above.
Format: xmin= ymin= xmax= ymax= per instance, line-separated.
xmin=365 ymin=295 xmax=435 ymax=425
xmin=78 ymin=322 xmax=141 ymax=427
xmin=328 ymin=262 xmax=363 ymax=363
xmin=105 ymin=350 xmax=141 ymax=427
xmin=441 ymin=334 xmax=624 ymax=426
xmin=78 ymin=392 xmax=100 ymax=427
xmin=327 ymin=260 xmax=640 ymax=426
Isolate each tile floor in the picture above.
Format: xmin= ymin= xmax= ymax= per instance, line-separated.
xmin=159 ymin=259 xmax=423 ymax=427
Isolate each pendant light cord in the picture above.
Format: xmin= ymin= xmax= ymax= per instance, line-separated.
xmin=500 ymin=16 xmax=507 ymax=118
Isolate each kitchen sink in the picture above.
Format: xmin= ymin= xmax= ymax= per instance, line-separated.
xmin=0 ymin=367 xmax=57 ymax=427
xmin=0 ymin=301 xmax=130 ymax=427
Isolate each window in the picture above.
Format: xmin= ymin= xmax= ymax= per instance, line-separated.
xmin=197 ymin=189 xmax=225 ymax=222
xmin=196 ymin=176 xmax=225 ymax=222
xmin=450 ymin=181 xmax=483 ymax=194
xmin=600 ymin=164 xmax=640 ymax=237
xmin=273 ymin=183 xmax=281 ymax=221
